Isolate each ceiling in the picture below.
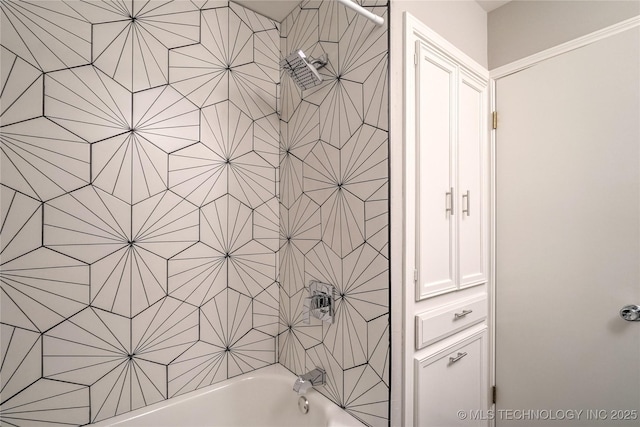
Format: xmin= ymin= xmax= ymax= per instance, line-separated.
xmin=233 ymin=0 xmax=512 ymax=23
xmin=476 ymin=0 xmax=512 ymax=12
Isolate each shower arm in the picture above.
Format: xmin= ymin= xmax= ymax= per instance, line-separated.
xmin=310 ymin=55 xmax=328 ymax=68
xmin=336 ymin=0 xmax=385 ymax=27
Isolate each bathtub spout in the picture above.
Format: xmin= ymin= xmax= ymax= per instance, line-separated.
xmin=293 ymin=367 xmax=326 ymax=394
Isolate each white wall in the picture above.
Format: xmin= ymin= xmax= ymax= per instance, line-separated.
xmin=389 ymin=2 xmax=488 ymax=425
xmin=488 ymin=0 xmax=640 ymax=69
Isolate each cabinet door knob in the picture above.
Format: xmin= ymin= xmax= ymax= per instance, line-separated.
xmin=449 ymin=352 xmax=468 ymax=364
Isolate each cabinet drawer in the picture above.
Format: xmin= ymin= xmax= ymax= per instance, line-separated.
xmin=415 ymin=295 xmax=486 ymax=349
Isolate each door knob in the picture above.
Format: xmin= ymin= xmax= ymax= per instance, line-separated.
xmin=620 ymin=305 xmax=640 ymax=321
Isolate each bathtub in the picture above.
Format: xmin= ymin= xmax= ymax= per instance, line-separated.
xmin=92 ymin=364 xmax=365 ymax=427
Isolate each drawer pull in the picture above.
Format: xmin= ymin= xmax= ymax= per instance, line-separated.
xmin=449 ymin=352 xmax=468 ymax=364
xmin=454 ymin=309 xmax=473 ymax=319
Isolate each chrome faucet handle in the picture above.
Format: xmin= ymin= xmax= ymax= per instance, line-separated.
xmin=310 ymin=294 xmax=330 ymax=311
xmin=303 ymin=281 xmax=335 ymax=324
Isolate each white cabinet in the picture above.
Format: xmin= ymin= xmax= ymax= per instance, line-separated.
xmin=404 ymin=13 xmax=492 ymax=427
xmin=415 ymin=40 xmax=488 ymax=300
xmin=415 ymin=326 xmax=489 ymax=427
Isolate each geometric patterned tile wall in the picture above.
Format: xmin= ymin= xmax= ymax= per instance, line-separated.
xmin=0 ymin=0 xmax=389 ymax=426
xmin=278 ymin=1 xmax=389 ymax=426
xmin=1 ymin=1 xmax=279 ymax=425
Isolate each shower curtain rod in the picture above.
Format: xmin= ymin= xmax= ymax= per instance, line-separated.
xmin=336 ymin=0 xmax=385 ymax=27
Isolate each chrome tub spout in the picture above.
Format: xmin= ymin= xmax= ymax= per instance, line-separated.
xmin=293 ymin=367 xmax=326 ymax=394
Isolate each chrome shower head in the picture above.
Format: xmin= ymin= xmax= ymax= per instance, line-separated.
xmin=280 ymin=50 xmax=328 ymax=90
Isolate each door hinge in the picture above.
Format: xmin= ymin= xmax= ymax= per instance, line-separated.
xmin=492 ymin=385 xmax=497 ymax=404
xmin=413 ymin=269 xmax=418 ymax=282
xmin=492 ymin=111 xmax=498 ymax=130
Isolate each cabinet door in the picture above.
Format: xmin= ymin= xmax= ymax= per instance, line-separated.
xmin=457 ymin=69 xmax=487 ymax=288
xmin=416 ymin=42 xmax=457 ymax=299
xmin=415 ymin=329 xmax=488 ymax=427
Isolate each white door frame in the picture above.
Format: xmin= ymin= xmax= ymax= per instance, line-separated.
xmin=488 ymin=15 xmax=640 ymax=423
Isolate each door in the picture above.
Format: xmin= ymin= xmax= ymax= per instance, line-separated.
xmin=416 ymin=329 xmax=488 ymax=427
xmin=416 ymin=41 xmax=457 ymax=298
xmin=496 ymin=26 xmax=640 ymax=426
xmin=458 ymin=69 xmax=487 ymax=289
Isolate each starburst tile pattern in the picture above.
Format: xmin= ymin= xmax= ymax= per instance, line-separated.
xmin=0 ymin=378 xmax=90 ymax=426
xmin=280 ymin=100 xmax=320 ymax=164
xmin=85 ymin=0 xmax=200 ymax=92
xmin=1 ymin=186 xmax=42 ymax=264
xmin=42 ymin=307 xmax=167 ymax=423
xmin=254 ymin=113 xmax=280 ymax=167
xmin=279 ymin=147 xmax=304 ymax=209
xmin=132 ymin=85 xmax=200 ymax=153
xmin=167 ymin=340 xmax=227 ymax=398
xmin=279 ymin=194 xmax=321 ymax=296
xmin=169 ymin=142 xmax=228 ymax=207
xmin=0 ymin=46 xmax=43 ymax=126
xmin=254 ymin=282 xmax=280 ymax=336
xmin=254 ymin=196 xmax=280 ymax=252
xmin=200 ymin=194 xmax=276 ymax=298
xmin=41 ymin=298 xmax=197 ymax=423
xmin=1 ymin=247 xmax=90 ymax=332
xmin=92 ymin=130 xmax=169 ymax=204
xmin=0 ymin=0 xmax=92 ymax=72
xmin=0 ymin=324 xmax=41 ymax=401
xmin=44 ymin=187 xmax=200 ymax=318
xmin=200 ymin=287 xmax=276 ymax=377
xmin=343 ymin=363 xmax=390 ymax=425
xmin=131 ymin=296 xmax=199 ymax=364
xmin=0 ymin=118 xmax=90 ymax=201
xmin=169 ymin=6 xmax=278 ymax=114
xmin=45 ymin=65 xmax=131 ymax=143
xmin=2 ymin=2 xmax=280 ymax=425
xmin=278 ymin=287 xmax=323 ymax=374
xmin=168 ymin=242 xmax=227 ymax=307
xmin=1 ymin=0 xmax=388 ymax=426
xmin=279 ymin=2 xmax=389 ymax=426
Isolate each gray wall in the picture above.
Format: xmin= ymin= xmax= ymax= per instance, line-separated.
xmin=394 ymin=0 xmax=488 ymax=68
xmin=489 ymin=0 xmax=640 ymax=69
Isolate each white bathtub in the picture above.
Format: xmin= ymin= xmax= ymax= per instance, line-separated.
xmin=92 ymin=364 xmax=365 ymax=427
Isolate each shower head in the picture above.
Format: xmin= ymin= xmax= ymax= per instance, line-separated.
xmin=280 ymin=50 xmax=328 ymax=91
